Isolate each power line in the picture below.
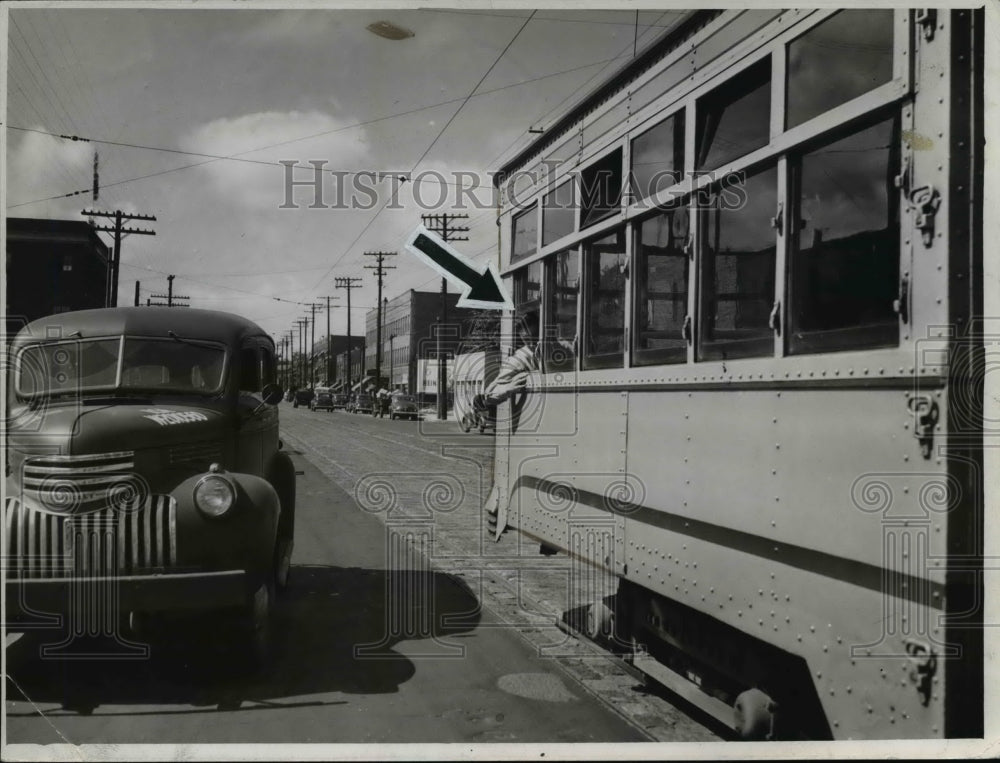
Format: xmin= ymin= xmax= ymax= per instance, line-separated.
xmin=8 ymin=46 xmax=626 ymax=209
xmin=306 ymin=12 xmax=536 ymax=300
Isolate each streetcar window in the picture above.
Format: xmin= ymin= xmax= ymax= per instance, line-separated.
xmin=634 ymin=206 xmax=689 ymax=365
xmin=513 ymin=261 xmax=542 ymax=308
xmin=786 ymin=10 xmax=894 ymax=130
xmin=583 ymin=228 xmax=627 ymax=369
xmin=631 ymin=110 xmax=685 ymax=201
xmin=580 ymin=148 xmax=624 ymax=229
xmin=696 ymin=57 xmax=771 ymax=172
xmin=511 ymin=204 xmax=538 ymax=263
xmin=788 ymin=117 xmax=900 ymax=354
xmin=543 ymin=180 xmax=575 ymax=246
xmin=544 ymin=248 xmax=580 ymax=372
xmin=698 ymin=166 xmax=777 ymax=361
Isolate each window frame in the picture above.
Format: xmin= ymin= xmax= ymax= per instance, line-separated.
xmin=581 ymin=226 xmax=629 ymax=371
xmin=783 ymin=109 xmax=903 ymax=356
xmin=511 ymin=202 xmax=540 ymax=264
xmin=542 ymin=246 xmax=582 ymax=374
xmin=542 ymin=178 xmax=577 ymax=247
xmin=632 ymin=202 xmax=692 ymax=366
xmin=696 ymin=163 xmax=781 ymax=362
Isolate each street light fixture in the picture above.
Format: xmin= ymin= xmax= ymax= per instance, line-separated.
xmin=366 ymin=21 xmax=414 ymax=40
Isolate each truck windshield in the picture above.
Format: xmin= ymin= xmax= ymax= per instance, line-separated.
xmin=16 ymin=336 xmax=226 ymax=398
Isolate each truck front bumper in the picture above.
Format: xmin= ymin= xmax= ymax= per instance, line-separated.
xmin=5 ymin=569 xmax=251 ymax=620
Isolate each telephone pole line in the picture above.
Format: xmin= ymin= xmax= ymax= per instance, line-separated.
xmin=318 ymin=295 xmax=340 ymax=385
xmin=296 ymin=319 xmax=309 ymax=389
xmin=335 ymin=277 xmax=363 ymax=391
xmin=150 ymin=274 xmax=189 ymax=307
xmin=82 ymin=208 xmax=156 ymax=307
xmin=364 ymin=251 xmax=396 ymax=389
xmin=421 ymin=213 xmax=468 ymax=420
xmin=305 ymin=303 xmax=324 ymax=386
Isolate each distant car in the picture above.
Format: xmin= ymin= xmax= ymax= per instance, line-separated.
xmin=331 ymin=393 xmax=349 ymax=410
xmin=310 ymin=387 xmax=334 ymax=412
xmin=389 ymin=393 xmax=419 ymax=421
xmin=293 ymin=388 xmax=314 ymax=408
xmin=352 ymin=393 xmax=373 ymax=414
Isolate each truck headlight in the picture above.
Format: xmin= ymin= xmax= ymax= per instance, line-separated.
xmin=194 ymin=474 xmax=236 ymax=518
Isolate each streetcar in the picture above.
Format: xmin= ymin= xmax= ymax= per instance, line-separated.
xmin=488 ymin=8 xmax=985 ymax=740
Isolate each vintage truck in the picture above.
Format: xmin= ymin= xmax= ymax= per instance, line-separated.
xmin=4 ymin=307 xmax=295 ymax=668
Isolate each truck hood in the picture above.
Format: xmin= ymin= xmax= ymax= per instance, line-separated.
xmin=8 ymin=400 xmax=229 ymax=456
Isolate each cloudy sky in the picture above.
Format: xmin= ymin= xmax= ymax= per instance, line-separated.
xmin=5 ymin=4 xmax=690 ymax=342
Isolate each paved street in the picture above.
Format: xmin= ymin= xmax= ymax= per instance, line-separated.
xmin=4 ymin=404 xmax=718 ymax=746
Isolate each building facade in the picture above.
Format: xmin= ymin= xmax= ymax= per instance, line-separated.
xmin=363 ymin=289 xmax=466 ymax=394
xmin=6 ymin=218 xmax=110 ymax=341
xmin=309 ymin=334 xmax=365 ymax=387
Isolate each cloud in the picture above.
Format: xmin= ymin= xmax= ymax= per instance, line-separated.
xmin=7 ymin=128 xmax=95 ymax=216
xmin=179 ymin=109 xmax=370 ymax=209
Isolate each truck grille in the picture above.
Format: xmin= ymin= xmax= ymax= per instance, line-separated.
xmin=4 ymin=495 xmax=177 ymax=579
xmin=21 ymin=451 xmax=140 ymax=514
xmin=168 ymin=441 xmax=223 ymax=469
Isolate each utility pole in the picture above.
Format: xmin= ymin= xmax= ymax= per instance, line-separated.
xmin=150 ymin=274 xmax=189 ymax=307
xmin=134 ymin=281 xmax=140 ymax=307
xmin=296 ymin=319 xmax=309 ymax=389
xmin=335 ymin=277 xmax=363 ymax=391
xmin=304 ymin=303 xmax=323 ymax=386
xmin=364 ymin=251 xmax=396 ymax=390
xmin=318 ymin=295 xmax=340 ymax=385
xmin=82 ymin=209 xmax=156 ymax=307
xmin=285 ymin=331 xmax=295 ymax=389
xmin=421 ymin=213 xmax=468 ymax=420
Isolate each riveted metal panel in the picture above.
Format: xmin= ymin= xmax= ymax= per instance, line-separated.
xmin=626 ymin=387 xmax=949 ymax=577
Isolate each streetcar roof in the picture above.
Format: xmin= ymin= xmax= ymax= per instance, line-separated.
xmin=494 ymin=10 xmax=711 ymax=183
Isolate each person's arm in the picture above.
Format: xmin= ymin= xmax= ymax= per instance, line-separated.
xmin=480 ymin=345 xmax=537 ymax=406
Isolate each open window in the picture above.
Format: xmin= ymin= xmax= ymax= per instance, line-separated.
xmin=543 ymin=180 xmax=575 ymax=246
xmin=580 ymin=148 xmax=624 ymax=229
xmin=631 ymin=110 xmax=685 ymax=202
xmin=787 ymin=115 xmax=901 ymax=354
xmin=696 ymin=57 xmax=771 ymax=172
xmin=582 ymin=228 xmax=627 ymax=369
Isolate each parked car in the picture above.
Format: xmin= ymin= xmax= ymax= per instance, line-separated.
xmin=331 ymin=393 xmax=349 ymax=410
xmin=293 ymin=387 xmax=314 ymax=408
xmin=3 ymin=307 xmax=295 ymax=669
xmin=310 ymin=387 xmax=334 ymax=412
xmin=389 ymin=393 xmax=419 ymax=421
xmin=352 ymin=393 xmax=373 ymax=414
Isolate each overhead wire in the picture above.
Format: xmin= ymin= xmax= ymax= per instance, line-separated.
xmin=303 ymin=11 xmax=538 ymax=300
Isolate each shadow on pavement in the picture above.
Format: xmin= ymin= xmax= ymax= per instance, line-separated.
xmin=5 ymin=564 xmax=482 ymax=714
